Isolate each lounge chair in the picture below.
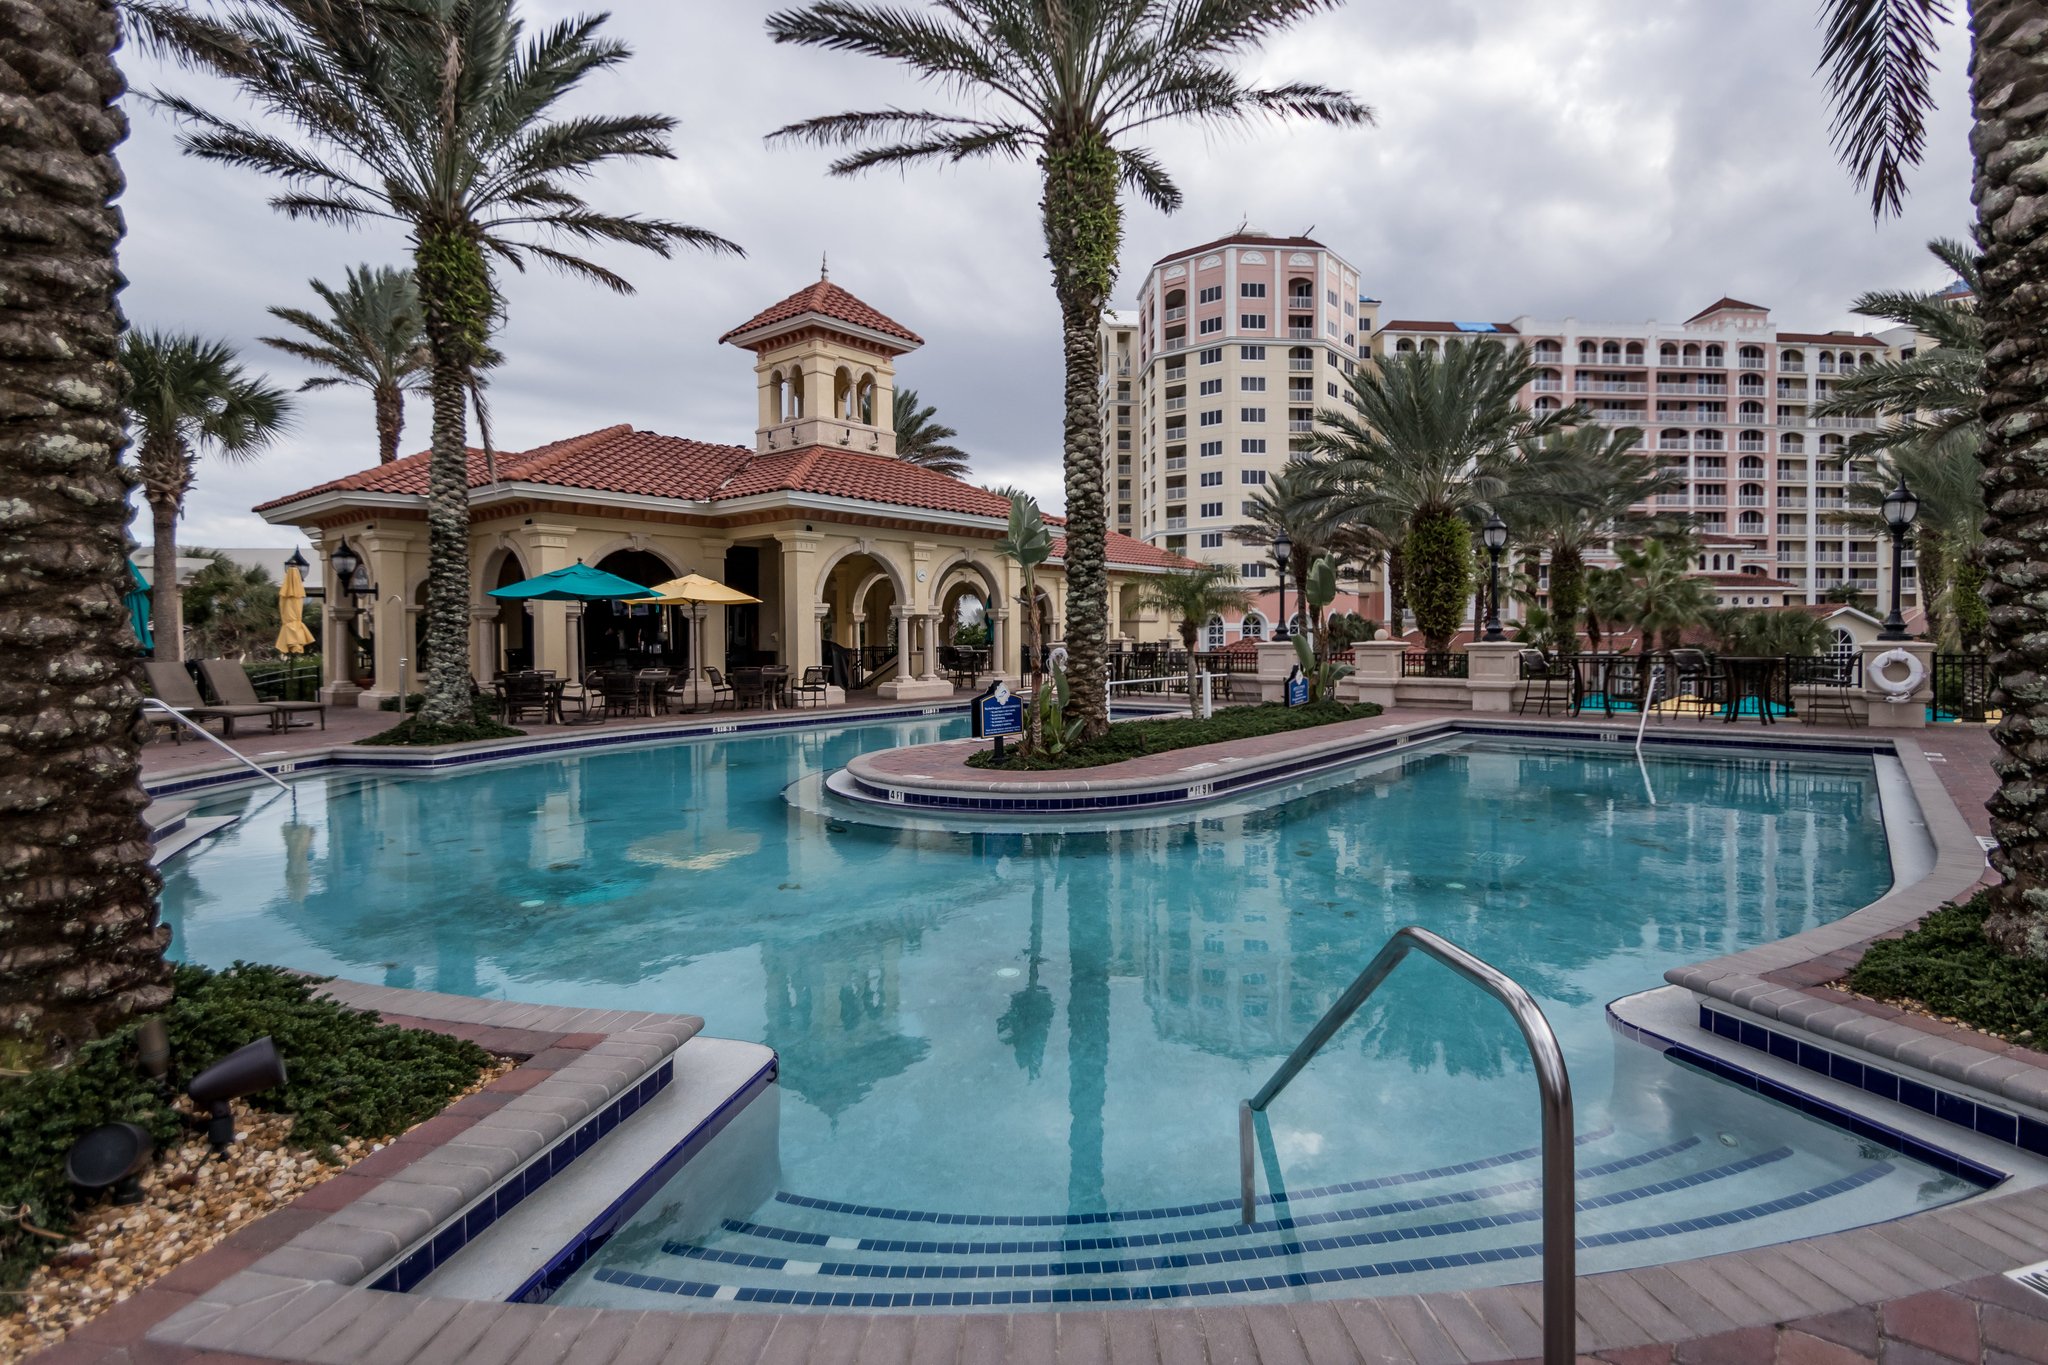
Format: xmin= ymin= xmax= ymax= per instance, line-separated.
xmin=142 ymin=660 xmax=274 ymax=739
xmin=199 ymin=659 xmax=325 ymax=731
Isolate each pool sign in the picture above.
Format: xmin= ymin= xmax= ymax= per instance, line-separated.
xmin=1285 ymin=666 xmax=1310 ymax=708
xmin=974 ymin=680 xmax=1025 ymax=740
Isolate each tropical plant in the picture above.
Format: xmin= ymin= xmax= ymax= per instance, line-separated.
xmin=1602 ymin=539 xmax=1713 ymax=657
xmin=1137 ymin=565 xmax=1250 ymax=718
xmin=1513 ymin=425 xmax=1680 ymax=656
xmin=765 ymin=0 xmax=1370 ymax=739
xmin=262 ymin=265 xmax=429 ymax=465
xmin=1708 ymin=607 xmax=1831 ymax=658
xmin=994 ymin=494 xmax=1055 ymax=747
xmin=1233 ymin=467 xmax=1380 ymax=638
xmin=1297 ymin=339 xmax=1580 ymax=650
xmin=0 ymin=0 xmax=173 ymax=1064
xmin=1805 ymin=0 xmax=2046 ymax=960
xmin=892 ymin=387 xmax=970 ymax=479
xmin=138 ymin=0 xmax=743 ymax=731
xmin=121 ymin=330 xmax=293 ymax=663
xmin=1292 ymin=556 xmax=1354 ymax=701
xmin=182 ymin=552 xmax=283 ymax=660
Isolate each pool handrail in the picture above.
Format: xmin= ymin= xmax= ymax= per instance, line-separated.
xmin=142 ymin=698 xmax=291 ymax=793
xmin=1240 ymin=925 xmax=1575 ymax=1365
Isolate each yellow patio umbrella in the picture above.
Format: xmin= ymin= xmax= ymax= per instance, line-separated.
xmin=631 ymin=574 xmax=762 ymax=708
xmin=275 ymin=561 xmax=316 ymax=698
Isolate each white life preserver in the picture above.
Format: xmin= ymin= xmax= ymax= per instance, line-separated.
xmin=1869 ymin=648 xmax=1925 ymax=703
xmin=1047 ymin=645 xmax=1069 ymax=674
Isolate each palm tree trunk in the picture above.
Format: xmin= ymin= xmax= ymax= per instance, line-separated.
xmin=1550 ymin=547 xmax=1585 ymax=656
xmin=1974 ymin=0 xmax=2048 ymax=960
xmin=374 ymin=380 xmax=403 ymax=465
xmin=1042 ymin=141 xmax=1118 ymax=739
xmin=413 ymin=228 xmax=486 ymax=729
xmin=146 ymin=484 xmax=182 ymax=663
xmin=1404 ymin=510 xmax=1472 ymax=653
xmin=0 ymin=0 xmax=171 ymax=1063
xmin=1181 ymin=622 xmax=1200 ymax=720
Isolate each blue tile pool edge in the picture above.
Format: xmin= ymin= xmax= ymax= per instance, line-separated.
xmin=1606 ymin=1002 xmax=2009 ymax=1188
xmin=502 ymin=1053 xmax=780 ymax=1306
xmin=368 ymin=1054 xmax=683 ymax=1294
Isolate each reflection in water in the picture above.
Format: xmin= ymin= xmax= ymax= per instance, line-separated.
xmin=162 ymin=726 xmax=1891 ymax=1213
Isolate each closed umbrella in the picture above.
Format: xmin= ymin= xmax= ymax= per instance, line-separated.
xmin=489 ymin=562 xmax=656 ymax=677
xmin=275 ymin=563 xmax=316 ymax=700
xmin=124 ymin=560 xmax=153 ymax=650
xmin=631 ymin=574 xmax=762 ymax=707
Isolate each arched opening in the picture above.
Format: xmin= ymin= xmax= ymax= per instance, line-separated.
xmin=1781 ymin=432 xmax=1804 ymax=453
xmin=1600 ymin=341 xmax=1620 ymax=362
xmin=1578 ymin=340 xmax=1598 ymax=361
xmin=1206 ymin=614 xmax=1226 ymax=649
xmin=1681 ymin=343 xmax=1701 ymax=364
xmin=819 ymin=550 xmax=905 ymax=687
xmin=1660 ymin=343 xmax=1679 ymax=363
xmin=1704 ymin=344 xmax=1724 ymax=367
xmin=1420 ymin=338 xmax=1439 ymax=355
xmin=492 ymin=553 xmax=531 ymax=673
xmin=1624 ymin=342 xmax=1643 ymax=364
xmin=1739 ymin=456 xmax=1765 ymax=477
xmin=1534 ymin=396 xmax=1560 ymax=414
xmin=1395 ymin=337 xmax=1415 ymax=352
xmin=1241 ymin=611 xmax=1266 ymax=641
xmin=833 ymin=366 xmax=854 ymax=420
xmin=1782 ymin=349 xmax=1804 ymax=369
xmin=1830 ymin=627 xmax=1855 ymax=663
xmin=1739 ymin=511 xmax=1764 ymax=533
xmin=1286 ymin=277 xmax=1314 ymax=310
xmin=855 ymin=374 xmax=876 ymax=425
xmin=770 ymin=368 xmax=790 ymax=422
xmin=1740 ymin=345 xmax=1765 ymax=367
xmin=585 ymin=549 xmax=681 ymax=672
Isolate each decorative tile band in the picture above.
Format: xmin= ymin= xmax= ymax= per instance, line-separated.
xmin=507 ymin=1055 xmax=779 ymax=1305
xmin=1697 ymin=1003 xmax=2037 ymax=1171
xmin=370 ymin=1057 xmax=675 ymax=1294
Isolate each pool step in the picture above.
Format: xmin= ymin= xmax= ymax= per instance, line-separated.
xmin=149 ymin=809 xmax=239 ymax=866
xmin=589 ymin=1132 xmax=1897 ymax=1310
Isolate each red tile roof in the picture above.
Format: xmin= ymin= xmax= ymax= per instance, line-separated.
xmin=1050 ymin=532 xmax=1194 ymax=571
xmin=1152 ymin=233 xmax=1326 ymax=267
xmin=1699 ymin=571 xmax=1798 ymax=589
xmin=718 ymin=278 xmax=922 ymax=347
xmin=1377 ymin=320 xmax=1521 ymax=335
xmin=708 ymin=445 xmax=1010 ymax=517
xmin=1775 ymin=331 xmax=1885 ymax=346
xmin=1685 ymin=296 xmax=1770 ymax=322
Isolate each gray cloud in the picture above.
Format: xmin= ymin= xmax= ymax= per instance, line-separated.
xmin=116 ymin=0 xmax=1974 ymax=551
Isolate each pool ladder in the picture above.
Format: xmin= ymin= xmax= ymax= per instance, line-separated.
xmin=1239 ymin=927 xmax=1576 ymax=1365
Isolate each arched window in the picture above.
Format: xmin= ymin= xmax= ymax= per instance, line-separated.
xmin=1704 ymin=344 xmax=1724 ymax=366
xmin=1740 ymin=345 xmax=1764 ymax=366
xmin=833 ymin=366 xmax=854 ymax=419
xmin=1740 ymin=400 xmax=1764 ymax=419
xmin=1831 ymin=627 xmax=1855 ymax=663
xmin=1739 ymin=511 xmax=1764 ymax=532
xmin=1682 ymin=343 xmax=1701 ymax=362
xmin=1780 ymin=432 xmax=1804 ymax=453
xmin=1739 ymin=456 xmax=1764 ymax=477
xmin=1601 ymin=341 xmax=1621 ymax=362
xmin=1534 ymin=396 xmax=1560 ymax=414
xmin=1421 ymin=339 xmax=1439 ymax=354
xmin=1660 ymin=343 xmax=1679 ymax=362
xmin=1578 ymin=340 xmax=1598 ymax=361
xmin=1625 ymin=342 xmax=1644 ymax=363
xmin=1241 ymin=612 xmax=1266 ymax=640
xmin=1819 ymin=434 xmax=1845 ymax=456
xmin=1782 ymin=349 xmax=1803 ymax=368
xmin=770 ymin=369 xmax=789 ymax=421
xmin=1206 ymin=615 xmax=1226 ymax=648
xmin=1660 ymin=428 xmax=1690 ymax=449
xmin=855 ymin=374 xmax=876 ymax=425
xmin=1396 ymin=338 xmax=1415 ymax=352
xmin=1533 ymin=341 xmax=1562 ymax=362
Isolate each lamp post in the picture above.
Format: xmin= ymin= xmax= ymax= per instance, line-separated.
xmin=1481 ymin=514 xmax=1508 ymax=643
xmin=1273 ymin=532 xmax=1292 ymax=641
xmin=1879 ymin=476 xmax=1920 ymax=641
xmin=328 ymin=540 xmax=365 ymax=689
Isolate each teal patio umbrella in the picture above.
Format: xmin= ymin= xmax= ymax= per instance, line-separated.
xmin=488 ymin=561 xmax=656 ymax=676
xmin=124 ymin=560 xmax=153 ymax=650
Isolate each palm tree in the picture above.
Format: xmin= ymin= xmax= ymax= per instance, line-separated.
xmin=994 ymin=494 xmax=1055 ymax=745
xmin=137 ymin=0 xmax=743 ymax=730
xmin=262 ymin=265 xmax=427 ymax=466
xmin=122 ymin=331 xmax=293 ymax=663
xmin=1232 ymin=468 xmax=1380 ymax=639
xmin=1603 ymin=539 xmax=1712 ymax=659
xmin=0 ymin=0 xmax=174 ymax=1062
xmin=1513 ymin=425 xmax=1681 ymax=656
xmin=1297 ymin=339 xmax=1579 ymax=651
xmin=892 ymin=387 xmax=970 ymax=478
xmin=764 ymin=0 xmax=1370 ymax=738
xmin=1820 ymin=237 xmax=1986 ymax=651
xmin=1137 ymin=566 xmax=1251 ymax=718
xmin=1809 ymin=0 xmax=2047 ymax=959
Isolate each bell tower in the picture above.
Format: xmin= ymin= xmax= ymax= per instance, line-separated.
xmin=718 ymin=261 xmax=926 ymax=457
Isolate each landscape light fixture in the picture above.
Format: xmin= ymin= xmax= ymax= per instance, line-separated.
xmin=187 ymin=1036 xmax=287 ymax=1156
xmin=1273 ymin=532 xmax=1292 ymax=641
xmin=136 ymin=1015 xmax=170 ymax=1085
xmin=1482 ymin=514 xmax=1509 ymax=643
xmin=1878 ymin=477 xmax=1920 ymax=641
xmin=66 ymin=1123 xmax=155 ymax=1205
xmin=283 ymin=547 xmax=310 ymax=574
xmin=328 ymin=539 xmax=360 ymax=589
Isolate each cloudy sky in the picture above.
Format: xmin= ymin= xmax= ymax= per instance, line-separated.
xmin=116 ymin=0 xmax=1976 ymax=552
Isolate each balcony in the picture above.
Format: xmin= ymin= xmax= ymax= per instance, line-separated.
xmin=1670 ymin=355 xmax=1727 ymax=368
xmin=1657 ymin=382 xmax=1727 ymax=395
xmin=1693 ymin=438 xmax=1727 ymax=451
xmin=1593 ymin=408 xmax=1643 ymax=422
xmin=1777 ymin=548 xmax=1807 ymax=563
xmin=1164 ymin=428 xmax=1186 ymax=443
xmin=1288 ymin=386 xmax=1314 ymax=402
xmin=1778 ymin=495 xmax=1808 ymax=508
xmin=1812 ymin=415 xmax=1880 ymax=430
xmin=1815 ymin=469 xmax=1846 ymax=483
xmin=1815 ymin=550 xmax=1845 ymax=563
xmin=1738 ymin=494 xmax=1765 ymax=506
xmin=1288 ymin=358 xmax=1314 ymax=372
xmin=1165 ymin=364 xmax=1185 ymax=381
xmin=1737 ymin=413 xmax=1765 ymax=426
xmin=1117 ymin=512 xmax=1131 ymax=525
xmin=1849 ymin=550 xmax=1878 ymax=563
xmin=1287 ymin=327 xmax=1314 ymax=340
xmin=1581 ymin=380 xmax=1648 ymax=394
xmin=1780 ymin=360 xmax=1805 ymax=373
xmin=1117 ymin=460 xmax=1131 ymax=475
xmin=1656 ymin=438 xmax=1691 ymax=451
xmin=1164 ymin=306 xmax=1188 ymax=322
xmin=1165 ymin=338 xmax=1187 ymax=352
xmin=1288 ymin=298 xmax=1315 ymax=312
xmin=1816 ymin=361 xmax=1838 ymax=374
xmin=1532 ymin=351 xmax=1563 ymax=365
xmin=1288 ymin=419 xmax=1315 ymax=434
xmin=1164 ymin=396 xmax=1186 ymax=412
xmin=1738 ymin=357 xmax=1766 ymax=370
xmin=1165 ymin=516 xmax=1187 ymax=531
xmin=1655 ymin=494 xmax=1690 ymax=507
xmin=1115 ymin=439 xmax=1131 ymax=452
xmin=1737 ymin=438 xmax=1766 ymax=452
xmin=1165 ymin=456 xmax=1187 ymax=471
xmin=1693 ymin=494 xmax=1728 ymax=506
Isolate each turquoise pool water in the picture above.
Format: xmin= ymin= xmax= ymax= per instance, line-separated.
xmin=159 ymin=719 xmax=1972 ymax=1305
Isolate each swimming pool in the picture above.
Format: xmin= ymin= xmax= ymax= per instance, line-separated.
xmin=159 ymin=717 xmax=1977 ymax=1309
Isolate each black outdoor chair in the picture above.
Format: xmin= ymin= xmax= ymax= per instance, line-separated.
xmin=1517 ymin=649 xmax=1568 ymax=716
xmin=1663 ymin=649 xmax=1720 ymax=721
xmin=702 ymin=666 xmax=736 ymax=711
xmin=501 ymin=672 xmax=553 ymax=725
xmin=792 ymin=665 xmax=830 ymax=708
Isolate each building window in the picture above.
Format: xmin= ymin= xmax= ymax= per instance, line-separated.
xmin=1206 ymin=614 xmax=1226 ymax=646
xmin=1241 ymin=469 xmax=1268 ymax=484
xmin=1327 ymin=382 xmax=1339 ymax=397
xmin=1240 ymin=313 xmax=1266 ymax=329
xmin=1199 ymin=409 xmax=1223 ymax=426
xmin=1240 ymin=345 xmax=1266 ymax=361
xmin=1240 ymin=282 xmax=1267 ymax=298
xmin=1198 ymin=284 xmax=1222 ymax=304
xmin=1198 ymin=316 xmax=1222 ymax=335
xmin=1200 ymin=501 xmax=1223 ymax=518
xmin=1199 ymin=533 xmax=1224 ymax=550
xmin=1198 ymin=440 xmax=1223 ymax=457
xmin=1199 ymin=378 xmax=1222 ymax=395
xmin=1199 ymin=347 xmax=1222 ymax=365
xmin=1241 ymin=376 xmax=1266 ymax=392
xmin=1200 ymin=470 xmax=1223 ymax=486
xmin=1241 ymin=608 xmax=1267 ymax=632
xmin=1241 ymin=439 xmax=1266 ymax=454
xmin=1241 ymin=407 xmax=1266 ymax=422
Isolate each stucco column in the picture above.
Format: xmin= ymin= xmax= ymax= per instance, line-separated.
xmin=1252 ymin=641 xmax=1297 ymax=704
xmin=896 ymin=606 xmax=912 ymax=669
xmin=1340 ymin=640 xmax=1408 ymax=709
xmin=921 ymin=612 xmax=944 ymax=681
xmin=989 ymin=608 xmax=1010 ymax=684
xmin=776 ymin=531 xmax=824 ymax=677
xmin=470 ymin=607 xmax=499 ymax=680
xmin=520 ymin=523 xmax=576 ymax=678
xmin=1862 ymin=639 xmax=1935 ymax=729
xmin=358 ymin=530 xmax=419 ymax=707
xmin=1465 ymin=641 xmax=1523 ymax=713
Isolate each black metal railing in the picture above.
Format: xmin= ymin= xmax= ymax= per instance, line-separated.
xmin=1401 ymin=651 xmax=1468 ymax=679
xmin=1931 ymin=652 xmax=1992 ymax=722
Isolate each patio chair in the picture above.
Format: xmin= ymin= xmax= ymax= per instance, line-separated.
xmin=1516 ymin=649 xmax=1567 ymax=716
xmin=702 ymin=667 xmax=736 ymax=711
xmin=198 ymin=659 xmax=326 ymax=731
xmin=732 ymin=668 xmax=770 ymax=710
xmin=557 ymin=673 xmax=605 ymax=725
xmin=1664 ymin=649 xmax=1719 ymax=721
xmin=1792 ymin=655 xmax=1862 ymax=727
xmin=791 ymin=665 xmax=830 ymax=708
xmin=142 ymin=660 xmax=274 ymax=739
xmin=501 ymin=672 xmax=554 ymax=725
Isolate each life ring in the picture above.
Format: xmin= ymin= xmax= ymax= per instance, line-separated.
xmin=1869 ymin=648 xmax=1925 ymax=703
xmin=1047 ymin=645 xmax=1069 ymax=674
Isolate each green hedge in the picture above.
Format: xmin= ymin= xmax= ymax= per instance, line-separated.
xmin=0 ymin=964 xmax=493 ymax=1289
xmin=967 ymin=700 xmax=1384 ymax=771
xmin=1848 ymin=894 xmax=2048 ymax=1044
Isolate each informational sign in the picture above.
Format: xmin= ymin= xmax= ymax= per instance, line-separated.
xmin=1286 ymin=668 xmax=1310 ymax=708
xmin=975 ymin=680 xmax=1025 ymax=739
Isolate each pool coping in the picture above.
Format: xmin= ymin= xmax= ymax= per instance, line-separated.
xmin=105 ymin=718 xmax=2048 ymax=1365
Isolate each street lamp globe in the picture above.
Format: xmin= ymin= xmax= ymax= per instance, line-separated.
xmin=1881 ymin=479 xmax=1920 ymax=531
xmin=329 ymin=539 xmax=360 ymax=587
xmin=1482 ymin=514 xmax=1508 ymax=551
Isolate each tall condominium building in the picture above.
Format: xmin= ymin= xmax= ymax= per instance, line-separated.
xmin=1374 ymin=298 xmax=1917 ymax=617
xmin=1119 ymin=234 xmax=1374 ymax=615
xmin=1099 ymin=311 xmax=1139 ymax=539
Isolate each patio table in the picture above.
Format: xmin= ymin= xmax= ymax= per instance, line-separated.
xmin=1718 ymin=655 xmax=1784 ymax=725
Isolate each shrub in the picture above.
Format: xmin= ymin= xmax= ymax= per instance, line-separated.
xmin=361 ymin=694 xmax=522 ymax=746
xmin=0 ymin=964 xmax=492 ymax=1288
xmin=1848 ymin=894 xmax=2048 ymax=1044
xmin=967 ymin=700 xmax=1382 ymax=771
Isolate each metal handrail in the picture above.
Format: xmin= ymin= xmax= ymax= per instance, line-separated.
xmin=142 ymin=699 xmax=291 ymax=793
xmin=1240 ymin=926 xmax=1574 ymax=1365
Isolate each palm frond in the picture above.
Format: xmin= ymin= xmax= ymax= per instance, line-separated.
xmin=1815 ymin=0 xmax=1953 ymax=218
